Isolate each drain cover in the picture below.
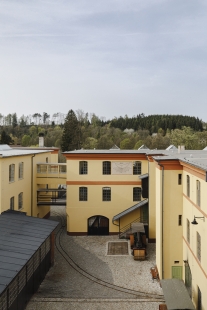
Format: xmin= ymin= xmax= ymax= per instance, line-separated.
xmin=107 ymin=242 xmax=129 ymax=255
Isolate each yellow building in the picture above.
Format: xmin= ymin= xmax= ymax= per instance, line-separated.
xmin=0 ymin=144 xmax=62 ymax=218
xmin=63 ymin=150 xmax=149 ymax=236
xmin=63 ymin=147 xmax=207 ymax=309
xmin=1 ymin=142 xmax=206 ymax=309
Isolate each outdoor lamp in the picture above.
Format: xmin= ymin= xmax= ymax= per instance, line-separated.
xmin=191 ymin=216 xmax=205 ymax=225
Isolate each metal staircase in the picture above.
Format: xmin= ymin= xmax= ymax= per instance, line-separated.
xmin=119 ymin=216 xmax=148 ymax=239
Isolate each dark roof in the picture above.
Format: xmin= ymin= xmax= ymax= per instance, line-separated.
xmin=0 ymin=211 xmax=58 ymax=295
xmin=161 ymin=279 xmax=195 ymax=310
xmin=112 ymin=199 xmax=148 ymax=221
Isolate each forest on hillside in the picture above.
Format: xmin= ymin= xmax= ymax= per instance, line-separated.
xmin=0 ymin=111 xmax=207 ymax=155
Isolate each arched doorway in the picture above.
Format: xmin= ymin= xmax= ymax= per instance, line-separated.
xmin=88 ymin=216 xmax=109 ymax=235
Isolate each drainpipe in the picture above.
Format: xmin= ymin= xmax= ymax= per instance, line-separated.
xmin=31 ymin=154 xmax=35 ymax=217
xmin=158 ymin=162 xmax=164 ymax=279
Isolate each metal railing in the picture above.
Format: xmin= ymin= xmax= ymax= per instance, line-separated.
xmin=119 ymin=216 xmax=148 ymax=238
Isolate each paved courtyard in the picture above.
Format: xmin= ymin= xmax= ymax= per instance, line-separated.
xmin=26 ymin=206 xmax=164 ymax=310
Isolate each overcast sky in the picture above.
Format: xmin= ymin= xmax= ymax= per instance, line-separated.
xmin=1 ymin=0 xmax=207 ymax=122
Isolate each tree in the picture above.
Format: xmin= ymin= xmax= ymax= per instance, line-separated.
xmin=0 ymin=130 xmax=13 ymax=144
xmin=43 ymin=112 xmax=50 ymax=124
xmin=61 ymin=110 xmax=81 ymax=152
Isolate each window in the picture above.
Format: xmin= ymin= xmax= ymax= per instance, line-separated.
xmin=103 ymin=161 xmax=111 ymax=174
xmin=178 ymin=215 xmax=182 ymax=226
xmin=197 ymin=232 xmax=201 ymax=262
xmin=102 ymin=187 xmax=111 ymax=201
xmin=187 ymin=219 xmax=190 ymax=243
xmin=79 ymin=161 xmax=88 ymax=174
xmin=18 ymin=192 xmax=23 ymax=209
xmin=10 ymin=197 xmax=14 ymax=210
xmin=9 ymin=164 xmax=15 ymax=182
xmin=79 ymin=187 xmax=87 ymax=201
xmin=178 ymin=174 xmax=182 ymax=185
xmin=187 ymin=175 xmax=190 ymax=197
xmin=19 ymin=162 xmax=24 ymax=179
xmin=196 ymin=180 xmax=201 ymax=207
xmin=133 ymin=161 xmax=141 ymax=175
xmin=133 ymin=187 xmax=142 ymax=201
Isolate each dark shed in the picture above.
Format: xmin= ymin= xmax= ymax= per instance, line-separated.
xmin=0 ymin=210 xmax=58 ymax=310
xmin=161 ymin=279 xmax=195 ymax=310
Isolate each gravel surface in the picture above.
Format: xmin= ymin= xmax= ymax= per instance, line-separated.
xmin=26 ymin=206 xmax=164 ymax=310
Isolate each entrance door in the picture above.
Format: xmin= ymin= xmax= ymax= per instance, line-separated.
xmin=88 ymin=216 xmax=109 ymax=235
xmin=172 ymin=266 xmax=182 ymax=279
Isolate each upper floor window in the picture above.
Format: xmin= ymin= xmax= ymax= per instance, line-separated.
xmin=187 ymin=219 xmax=190 ymax=243
xmin=133 ymin=187 xmax=141 ymax=201
xmin=196 ymin=180 xmax=201 ymax=207
xmin=103 ymin=161 xmax=111 ymax=175
xmin=10 ymin=196 xmax=14 ymax=210
xmin=19 ymin=162 xmax=24 ymax=179
xmin=197 ymin=232 xmax=201 ymax=262
xmin=133 ymin=161 xmax=141 ymax=175
xmin=79 ymin=161 xmax=88 ymax=174
xmin=79 ymin=187 xmax=87 ymax=201
xmin=103 ymin=187 xmax=111 ymax=201
xmin=18 ymin=192 xmax=23 ymax=209
xmin=186 ymin=175 xmax=190 ymax=197
xmin=178 ymin=174 xmax=182 ymax=185
xmin=9 ymin=164 xmax=15 ymax=182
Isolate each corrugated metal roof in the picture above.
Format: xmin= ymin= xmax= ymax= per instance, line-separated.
xmin=161 ymin=279 xmax=195 ymax=310
xmin=0 ymin=211 xmax=58 ymax=296
xmin=112 ymin=199 xmax=148 ymax=221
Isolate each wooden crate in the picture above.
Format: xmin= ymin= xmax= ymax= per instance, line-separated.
xmin=133 ymin=248 xmax=145 ymax=260
xmin=159 ymin=304 xmax=167 ymax=310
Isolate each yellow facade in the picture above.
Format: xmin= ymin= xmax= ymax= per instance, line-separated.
xmin=0 ymin=146 xmax=59 ymax=219
xmin=64 ymin=151 xmax=148 ymax=235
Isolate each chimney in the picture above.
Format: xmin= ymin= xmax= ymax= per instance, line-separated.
xmin=39 ymin=133 xmax=44 ymax=147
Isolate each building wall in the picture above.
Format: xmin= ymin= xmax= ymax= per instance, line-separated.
xmin=65 ymin=154 xmax=148 ymax=234
xmin=182 ymin=166 xmax=207 ymax=309
xmin=148 ymin=159 xmax=157 ymax=241
xmin=155 ymin=161 xmax=183 ymax=280
xmin=0 ymin=151 xmax=53 ymax=218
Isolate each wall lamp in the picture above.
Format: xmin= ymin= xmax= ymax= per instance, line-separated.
xmin=191 ymin=216 xmax=205 ymax=225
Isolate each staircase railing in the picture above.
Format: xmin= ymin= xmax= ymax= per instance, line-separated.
xmin=119 ymin=216 xmax=148 ymax=238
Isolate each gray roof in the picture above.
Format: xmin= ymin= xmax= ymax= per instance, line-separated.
xmin=0 ymin=148 xmax=51 ymax=158
xmin=0 ymin=211 xmax=58 ymax=295
xmin=161 ymin=279 xmax=195 ymax=310
xmin=139 ymin=173 xmax=149 ymax=179
xmin=166 ymin=145 xmax=178 ymax=150
xmin=112 ymin=199 xmax=148 ymax=221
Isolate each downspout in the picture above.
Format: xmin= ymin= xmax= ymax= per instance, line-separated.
xmin=158 ymin=162 xmax=164 ymax=279
xmin=31 ymin=154 xmax=35 ymax=217
xmin=112 ymin=218 xmax=120 ymax=236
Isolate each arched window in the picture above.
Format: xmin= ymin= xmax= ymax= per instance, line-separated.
xmin=196 ymin=180 xmax=201 ymax=207
xmin=133 ymin=187 xmax=141 ymax=201
xmin=102 ymin=187 xmax=111 ymax=201
xmin=79 ymin=161 xmax=88 ymax=174
xmin=103 ymin=161 xmax=111 ymax=175
xmin=187 ymin=175 xmax=190 ymax=197
xmin=79 ymin=187 xmax=88 ymax=201
xmin=133 ymin=161 xmax=141 ymax=175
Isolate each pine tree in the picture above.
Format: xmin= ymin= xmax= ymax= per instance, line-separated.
xmin=0 ymin=130 xmax=13 ymax=144
xmin=61 ymin=110 xmax=81 ymax=152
